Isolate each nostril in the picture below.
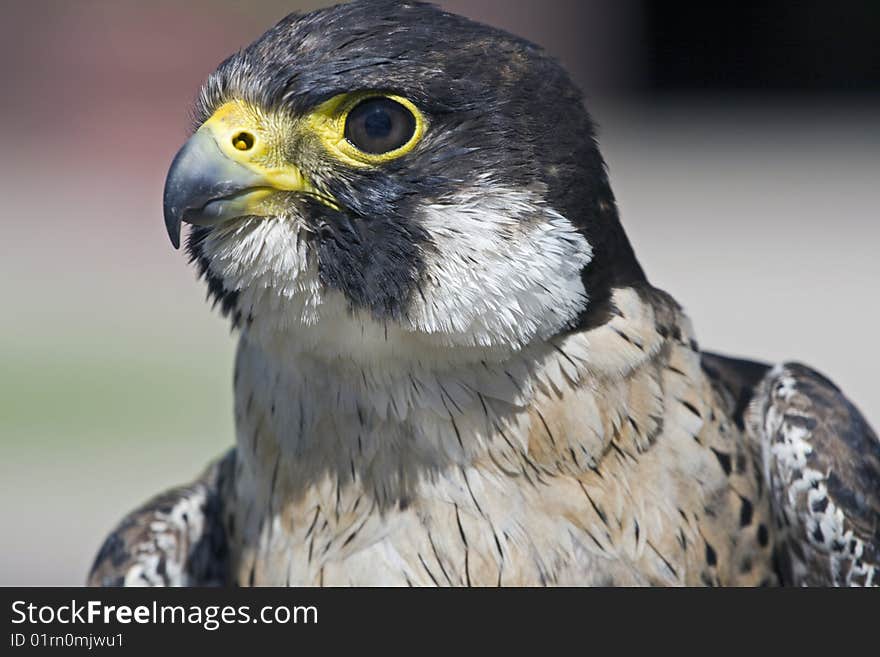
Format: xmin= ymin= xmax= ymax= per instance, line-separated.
xmin=232 ymin=131 xmax=255 ymax=151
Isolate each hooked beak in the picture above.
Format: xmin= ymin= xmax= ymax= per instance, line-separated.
xmin=162 ymin=129 xmax=270 ymax=249
xmin=162 ymin=100 xmax=315 ymax=249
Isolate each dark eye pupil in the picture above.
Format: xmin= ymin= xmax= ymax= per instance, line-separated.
xmin=364 ymin=109 xmax=392 ymax=138
xmin=345 ymin=97 xmax=416 ymax=155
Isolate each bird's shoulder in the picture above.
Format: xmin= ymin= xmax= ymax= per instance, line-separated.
xmin=87 ymin=450 xmax=235 ymax=586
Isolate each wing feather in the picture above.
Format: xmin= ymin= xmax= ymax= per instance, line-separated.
xmin=87 ymin=450 xmax=235 ymax=586
xmin=747 ymin=363 xmax=880 ymax=586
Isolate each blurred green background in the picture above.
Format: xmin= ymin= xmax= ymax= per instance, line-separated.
xmin=1 ymin=0 xmax=877 ymax=584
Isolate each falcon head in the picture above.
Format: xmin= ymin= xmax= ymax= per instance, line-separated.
xmin=164 ymin=0 xmax=645 ymax=363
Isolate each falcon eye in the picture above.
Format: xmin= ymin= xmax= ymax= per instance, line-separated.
xmin=309 ymin=93 xmax=425 ymax=166
xmin=344 ymin=97 xmax=417 ymax=155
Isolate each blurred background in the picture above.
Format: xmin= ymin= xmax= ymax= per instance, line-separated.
xmin=1 ymin=0 xmax=877 ymax=584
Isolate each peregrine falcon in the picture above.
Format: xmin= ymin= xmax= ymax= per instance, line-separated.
xmin=89 ymin=0 xmax=879 ymax=587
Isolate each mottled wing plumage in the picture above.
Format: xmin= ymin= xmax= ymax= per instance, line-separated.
xmin=747 ymin=363 xmax=880 ymax=586
xmin=88 ymin=451 xmax=235 ymax=586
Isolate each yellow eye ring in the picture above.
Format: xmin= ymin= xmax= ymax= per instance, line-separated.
xmin=308 ymin=92 xmax=426 ymax=167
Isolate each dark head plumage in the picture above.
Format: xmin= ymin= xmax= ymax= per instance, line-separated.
xmin=174 ymin=0 xmax=645 ymax=345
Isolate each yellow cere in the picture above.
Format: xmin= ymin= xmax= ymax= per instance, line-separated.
xmin=195 ymin=94 xmax=426 ymax=216
xmin=200 ymin=100 xmax=314 ymax=194
xmin=204 ymin=95 xmax=425 ymax=173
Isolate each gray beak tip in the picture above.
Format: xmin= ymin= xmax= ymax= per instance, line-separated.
xmin=162 ymin=127 xmax=267 ymax=252
xmin=164 ymin=212 xmax=182 ymax=250
xmin=163 ymin=187 xmax=183 ymax=249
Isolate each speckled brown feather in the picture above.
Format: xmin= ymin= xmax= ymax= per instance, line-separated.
xmin=88 ymin=452 xmax=234 ymax=586
xmin=747 ymin=363 xmax=880 ymax=586
xmin=217 ymin=287 xmax=779 ymax=586
xmin=88 ymin=288 xmax=879 ymax=587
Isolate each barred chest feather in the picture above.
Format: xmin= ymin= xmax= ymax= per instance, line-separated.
xmin=225 ymin=289 xmax=776 ymax=586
